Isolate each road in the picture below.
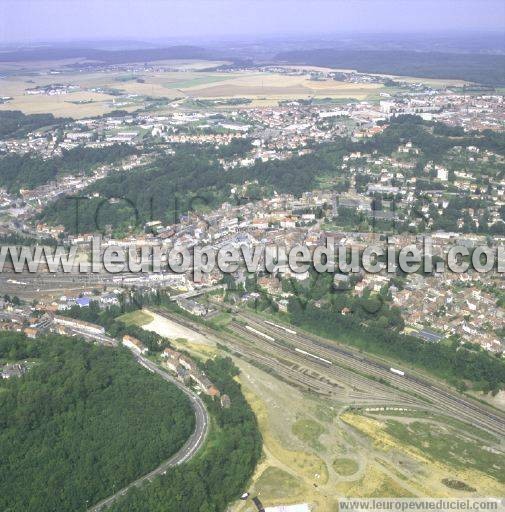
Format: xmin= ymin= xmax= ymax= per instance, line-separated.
xmin=171 ymin=284 xmax=226 ymax=301
xmin=87 ymin=356 xmax=209 ymax=512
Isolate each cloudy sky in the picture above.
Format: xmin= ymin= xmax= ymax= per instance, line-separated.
xmin=1 ymin=0 xmax=504 ymax=43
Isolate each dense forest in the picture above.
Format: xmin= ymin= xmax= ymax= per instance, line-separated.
xmin=39 ymin=145 xmax=232 ymax=234
xmin=0 ymin=144 xmax=137 ymax=192
xmin=39 ymin=140 xmax=347 ymax=233
xmin=0 ymin=332 xmax=195 ymax=512
xmin=0 ymin=46 xmax=212 ymax=66
xmin=0 ymin=40 xmax=503 ymax=85
xmin=371 ymin=115 xmax=505 ymax=159
xmin=0 ymin=232 xmax=58 ymax=247
xmin=275 ymin=49 xmax=505 ymax=86
xmin=0 ymin=110 xmax=69 ymax=140
xmin=108 ymin=357 xmax=262 ymax=512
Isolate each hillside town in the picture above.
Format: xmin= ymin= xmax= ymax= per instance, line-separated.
xmin=4 ymin=3 xmax=505 ymax=512
xmin=0 ymin=68 xmax=503 ymax=356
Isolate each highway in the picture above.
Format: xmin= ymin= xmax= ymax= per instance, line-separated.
xmin=87 ymin=356 xmax=209 ymax=512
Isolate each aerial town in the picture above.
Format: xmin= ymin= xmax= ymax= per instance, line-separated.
xmin=0 ymin=5 xmax=505 ymax=511
xmin=1 ymin=66 xmax=503 ymax=354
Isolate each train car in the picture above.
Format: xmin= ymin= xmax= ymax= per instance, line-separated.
xmin=245 ymin=325 xmax=275 ymax=342
xmin=295 ymin=347 xmax=332 ymax=365
xmin=264 ymin=320 xmax=297 ymax=335
xmin=7 ymin=279 xmax=28 ymax=285
xmin=390 ymin=367 xmax=405 ymax=376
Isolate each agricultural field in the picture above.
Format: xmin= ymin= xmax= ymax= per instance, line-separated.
xmin=0 ymin=59 xmax=228 ymax=117
xmin=178 ymin=72 xmax=382 ymax=101
xmin=0 ymin=60 xmax=386 ymax=118
xmin=274 ymin=64 xmax=469 ymax=88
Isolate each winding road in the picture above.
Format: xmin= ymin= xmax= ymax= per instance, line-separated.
xmin=87 ymin=355 xmax=209 ymax=512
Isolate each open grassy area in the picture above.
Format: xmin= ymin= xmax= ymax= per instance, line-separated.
xmin=254 ymin=466 xmax=306 ymax=502
xmin=365 ymin=408 xmax=499 ymax=443
xmin=207 ymin=311 xmax=233 ymax=329
xmin=341 ymin=411 xmax=505 ymax=497
xmin=384 ymin=420 xmax=505 ymax=483
xmin=292 ymin=418 xmax=326 ymax=452
xmin=244 ymin=386 xmax=329 ymax=485
xmin=168 ymin=338 xmax=218 ymax=361
xmin=228 ymin=362 xmax=343 ymax=511
xmin=231 ymin=358 xmax=427 ymax=510
xmin=335 ymin=464 xmax=414 ymax=498
xmin=116 ymin=309 xmax=154 ymax=327
xmin=333 ymin=458 xmax=359 ymax=476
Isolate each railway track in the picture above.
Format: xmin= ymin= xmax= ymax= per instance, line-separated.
xmin=238 ymin=311 xmax=505 ymax=437
xmin=150 ymin=307 xmax=505 ymax=437
xmin=151 ymin=309 xmax=342 ymax=397
xmin=154 ymin=308 xmax=433 ymax=409
xmin=230 ymin=322 xmax=434 ymax=408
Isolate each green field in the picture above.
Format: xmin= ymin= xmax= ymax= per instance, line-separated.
xmin=116 ymin=309 xmax=154 ymax=326
xmin=255 ymin=467 xmax=305 ymax=501
xmin=164 ymin=74 xmax=236 ymax=89
xmin=333 ymin=458 xmax=359 ymax=476
xmin=292 ymin=418 xmax=327 ymax=452
xmin=207 ymin=311 xmax=233 ymax=329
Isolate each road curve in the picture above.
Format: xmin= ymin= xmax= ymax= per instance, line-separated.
xmin=87 ymin=355 xmax=209 ymax=512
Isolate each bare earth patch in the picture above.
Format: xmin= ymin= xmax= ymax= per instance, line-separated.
xmin=141 ymin=309 xmax=209 ymax=343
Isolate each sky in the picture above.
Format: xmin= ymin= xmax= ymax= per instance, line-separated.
xmin=0 ymin=0 xmax=504 ymax=44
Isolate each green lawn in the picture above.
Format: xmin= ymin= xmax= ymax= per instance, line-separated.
xmin=333 ymin=457 xmax=359 ymax=476
xmin=208 ymin=312 xmax=232 ymax=329
xmin=292 ymin=418 xmax=326 ymax=452
xmin=116 ymin=310 xmax=153 ymax=326
xmin=255 ymin=466 xmax=305 ymax=501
